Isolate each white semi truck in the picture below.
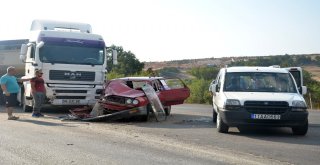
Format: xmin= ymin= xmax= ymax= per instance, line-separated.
xmin=16 ymin=20 xmax=117 ymax=111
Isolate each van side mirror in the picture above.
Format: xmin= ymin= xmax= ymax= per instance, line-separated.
xmin=20 ymin=44 xmax=28 ymax=62
xmin=301 ymin=86 xmax=307 ymax=95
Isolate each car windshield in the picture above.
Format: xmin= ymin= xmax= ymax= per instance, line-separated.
xmin=39 ymin=39 xmax=105 ymax=65
xmin=224 ymin=72 xmax=297 ymax=93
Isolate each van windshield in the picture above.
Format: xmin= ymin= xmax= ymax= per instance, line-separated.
xmin=224 ymin=72 xmax=297 ymax=93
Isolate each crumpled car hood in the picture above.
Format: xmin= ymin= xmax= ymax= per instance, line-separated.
xmin=104 ymin=80 xmax=146 ymax=98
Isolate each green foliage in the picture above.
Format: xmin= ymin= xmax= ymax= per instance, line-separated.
xmin=185 ymin=79 xmax=212 ymax=104
xmin=107 ymin=45 xmax=144 ymax=76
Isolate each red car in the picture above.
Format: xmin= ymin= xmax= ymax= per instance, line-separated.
xmin=99 ymin=77 xmax=190 ymax=121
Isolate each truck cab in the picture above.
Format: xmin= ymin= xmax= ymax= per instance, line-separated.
xmin=19 ymin=20 xmax=116 ymax=111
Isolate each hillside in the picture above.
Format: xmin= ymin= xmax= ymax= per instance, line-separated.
xmin=144 ymin=54 xmax=320 ymax=81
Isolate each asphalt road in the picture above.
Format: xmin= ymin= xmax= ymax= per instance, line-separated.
xmin=0 ymin=104 xmax=319 ymax=165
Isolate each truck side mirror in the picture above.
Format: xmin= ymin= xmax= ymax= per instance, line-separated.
xmin=112 ymin=50 xmax=118 ymax=65
xmin=301 ymin=86 xmax=307 ymax=95
xmin=20 ymin=44 xmax=28 ymax=62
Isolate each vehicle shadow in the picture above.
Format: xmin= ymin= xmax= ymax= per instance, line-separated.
xmin=111 ymin=113 xmax=214 ymax=129
xmin=14 ymin=118 xmax=81 ymax=127
xmin=226 ymin=125 xmax=320 ymax=146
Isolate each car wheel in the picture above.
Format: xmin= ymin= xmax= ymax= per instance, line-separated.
xmin=139 ymin=104 xmax=151 ymax=122
xmin=164 ymin=106 xmax=171 ymax=116
xmin=217 ymin=111 xmax=229 ymax=133
xmin=213 ymin=109 xmax=217 ymax=123
xmin=292 ymin=120 xmax=308 ymax=136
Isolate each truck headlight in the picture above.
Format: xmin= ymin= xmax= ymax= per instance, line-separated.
xmin=292 ymin=100 xmax=307 ymax=111
xmin=225 ymin=99 xmax=241 ymax=110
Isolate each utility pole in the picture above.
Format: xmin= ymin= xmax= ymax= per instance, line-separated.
xmin=309 ymin=92 xmax=313 ymax=110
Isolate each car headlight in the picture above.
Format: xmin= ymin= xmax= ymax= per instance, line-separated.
xmin=225 ymin=99 xmax=241 ymax=110
xmin=292 ymin=100 xmax=307 ymax=111
xmin=132 ymin=99 xmax=139 ymax=105
xmin=126 ymin=98 xmax=133 ymax=104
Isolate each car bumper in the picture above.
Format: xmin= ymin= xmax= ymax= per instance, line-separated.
xmin=219 ymin=108 xmax=308 ymax=127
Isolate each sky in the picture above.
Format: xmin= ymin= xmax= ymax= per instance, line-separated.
xmin=0 ymin=0 xmax=319 ymax=62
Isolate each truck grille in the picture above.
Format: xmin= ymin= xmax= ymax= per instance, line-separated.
xmin=55 ymin=90 xmax=87 ymax=93
xmin=49 ymin=70 xmax=95 ymax=81
xmin=244 ymin=101 xmax=289 ymax=114
xmin=55 ymin=96 xmax=86 ymax=99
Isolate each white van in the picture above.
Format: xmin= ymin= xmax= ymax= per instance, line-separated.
xmin=210 ymin=66 xmax=308 ymax=135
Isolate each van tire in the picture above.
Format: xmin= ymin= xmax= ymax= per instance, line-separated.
xmin=292 ymin=120 xmax=308 ymax=136
xmin=213 ymin=109 xmax=217 ymax=123
xmin=217 ymin=111 xmax=229 ymax=133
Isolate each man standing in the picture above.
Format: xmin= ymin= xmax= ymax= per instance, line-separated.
xmin=0 ymin=66 xmax=30 ymax=120
xmin=30 ymin=70 xmax=46 ymax=117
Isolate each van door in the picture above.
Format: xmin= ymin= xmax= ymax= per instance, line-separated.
xmin=285 ymin=67 xmax=303 ymax=94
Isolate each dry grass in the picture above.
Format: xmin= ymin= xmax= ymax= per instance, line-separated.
xmin=303 ymin=66 xmax=320 ymax=82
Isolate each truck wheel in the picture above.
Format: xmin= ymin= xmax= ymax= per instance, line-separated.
xmin=292 ymin=120 xmax=308 ymax=136
xmin=213 ymin=109 xmax=217 ymax=123
xmin=22 ymin=94 xmax=32 ymax=112
xmin=164 ymin=106 xmax=171 ymax=116
xmin=217 ymin=112 xmax=229 ymax=133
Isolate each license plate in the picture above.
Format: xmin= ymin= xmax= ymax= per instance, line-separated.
xmin=62 ymin=99 xmax=80 ymax=104
xmin=251 ymin=114 xmax=281 ymax=120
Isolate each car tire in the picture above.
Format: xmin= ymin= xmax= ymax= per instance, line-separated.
xmin=217 ymin=111 xmax=229 ymax=133
xmin=139 ymin=104 xmax=151 ymax=122
xmin=164 ymin=106 xmax=171 ymax=116
xmin=213 ymin=108 xmax=217 ymax=123
xmin=292 ymin=120 xmax=308 ymax=136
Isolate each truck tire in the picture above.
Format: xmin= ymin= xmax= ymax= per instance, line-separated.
xmin=292 ymin=120 xmax=308 ymax=136
xmin=22 ymin=94 xmax=32 ymax=112
xmin=217 ymin=111 xmax=229 ymax=133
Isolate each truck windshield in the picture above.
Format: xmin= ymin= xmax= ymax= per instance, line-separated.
xmin=224 ymin=72 xmax=297 ymax=93
xmin=39 ymin=41 xmax=105 ymax=65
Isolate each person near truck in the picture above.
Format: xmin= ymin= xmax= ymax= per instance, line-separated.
xmin=30 ymin=69 xmax=46 ymax=117
xmin=0 ymin=66 xmax=30 ymax=120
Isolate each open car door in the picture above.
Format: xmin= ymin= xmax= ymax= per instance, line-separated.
xmin=158 ymin=78 xmax=190 ymax=106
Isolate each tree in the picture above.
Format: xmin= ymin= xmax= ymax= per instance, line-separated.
xmin=106 ymin=45 xmax=144 ymax=76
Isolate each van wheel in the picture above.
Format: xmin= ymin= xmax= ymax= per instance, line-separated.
xmin=22 ymin=94 xmax=32 ymax=112
xmin=292 ymin=120 xmax=308 ymax=136
xmin=217 ymin=112 xmax=229 ymax=133
xmin=213 ymin=109 xmax=217 ymax=123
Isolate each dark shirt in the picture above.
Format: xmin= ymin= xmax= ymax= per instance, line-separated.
xmin=30 ymin=77 xmax=45 ymax=92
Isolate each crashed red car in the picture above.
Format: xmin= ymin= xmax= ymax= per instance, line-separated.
xmin=99 ymin=77 xmax=190 ymax=121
